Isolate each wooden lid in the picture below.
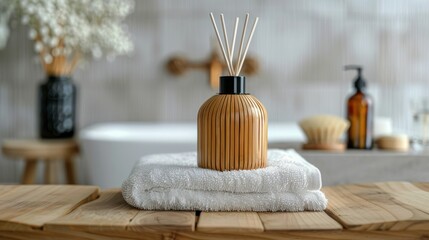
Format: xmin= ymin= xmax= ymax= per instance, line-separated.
xmin=2 ymin=139 xmax=79 ymax=159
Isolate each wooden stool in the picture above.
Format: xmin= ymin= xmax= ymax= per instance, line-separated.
xmin=2 ymin=139 xmax=79 ymax=184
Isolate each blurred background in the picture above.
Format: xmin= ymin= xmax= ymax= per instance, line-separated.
xmin=1 ymin=0 xmax=428 ymax=186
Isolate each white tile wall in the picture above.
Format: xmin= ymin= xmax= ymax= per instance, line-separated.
xmin=0 ymin=0 xmax=429 ymax=183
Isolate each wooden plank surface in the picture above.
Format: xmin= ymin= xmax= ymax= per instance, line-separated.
xmin=45 ymin=190 xmax=139 ymax=232
xmin=1 ymin=182 xmax=429 ymax=239
xmin=2 ymin=229 xmax=429 ymax=240
xmin=197 ymin=212 xmax=264 ymax=233
xmin=376 ymin=182 xmax=429 ymax=216
xmin=128 ymin=210 xmax=196 ymax=232
xmin=0 ymin=185 xmax=99 ymax=231
xmin=46 ymin=189 xmax=196 ymax=232
xmin=259 ymin=212 xmax=342 ymax=231
xmin=174 ymin=230 xmax=429 ymax=240
xmin=415 ymin=182 xmax=429 ymax=192
xmin=324 ymin=181 xmax=429 ymax=231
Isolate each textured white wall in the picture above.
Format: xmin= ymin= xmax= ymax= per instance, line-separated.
xmin=0 ymin=0 xmax=429 ymax=183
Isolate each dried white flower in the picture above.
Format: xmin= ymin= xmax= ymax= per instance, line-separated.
xmin=52 ymin=47 xmax=61 ymax=56
xmin=43 ymin=54 xmax=52 ymax=64
xmin=28 ymin=28 xmax=37 ymax=39
xmin=91 ymin=46 xmax=102 ymax=59
xmin=52 ymin=26 xmax=62 ymax=36
xmin=26 ymin=5 xmax=34 ymax=14
xmin=34 ymin=41 xmax=43 ymax=52
xmin=13 ymin=0 xmax=134 ymax=65
xmin=49 ymin=37 xmax=59 ymax=47
xmin=0 ymin=1 xmax=14 ymax=49
xmin=40 ymin=26 xmax=49 ymax=36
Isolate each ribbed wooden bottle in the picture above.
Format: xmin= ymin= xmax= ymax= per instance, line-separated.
xmin=197 ymin=94 xmax=268 ymax=171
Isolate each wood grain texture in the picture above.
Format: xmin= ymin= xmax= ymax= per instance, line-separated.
xmin=2 ymin=182 xmax=429 ymax=239
xmin=415 ymin=182 xmax=429 ymax=192
xmin=46 ymin=190 xmax=195 ymax=233
xmin=44 ymin=161 xmax=56 ymax=184
xmin=1 ymin=229 xmax=165 ymax=240
xmin=324 ymin=181 xmax=429 ymax=231
xmin=375 ymin=182 xmax=429 ymax=214
xmin=258 ymin=212 xmax=342 ymax=231
xmin=302 ymin=142 xmax=346 ymax=151
xmin=197 ymin=94 xmax=267 ymax=171
xmin=197 ymin=212 xmax=264 ymax=233
xmin=0 ymin=185 xmax=99 ymax=231
xmin=64 ymin=158 xmax=76 ymax=184
xmin=3 ymin=230 xmax=429 ymax=240
xmin=45 ymin=190 xmax=138 ymax=232
xmin=2 ymin=139 xmax=79 ymax=159
xmin=21 ymin=159 xmax=37 ymax=184
xmin=128 ymin=211 xmax=196 ymax=232
xmin=3 ymin=139 xmax=79 ymax=185
xmin=175 ymin=231 xmax=429 ymax=240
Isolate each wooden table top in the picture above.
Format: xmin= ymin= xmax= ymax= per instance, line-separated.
xmin=0 ymin=182 xmax=428 ymax=240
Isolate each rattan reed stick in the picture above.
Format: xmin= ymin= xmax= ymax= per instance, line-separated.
xmin=210 ymin=13 xmax=258 ymax=76
xmin=230 ymin=17 xmax=239 ymax=66
xmin=237 ymin=17 xmax=259 ymax=75
xmin=220 ymin=14 xmax=232 ymax=68
xmin=209 ymin=13 xmax=233 ymax=75
xmin=235 ymin=13 xmax=249 ymax=75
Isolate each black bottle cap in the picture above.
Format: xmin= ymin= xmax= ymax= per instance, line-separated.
xmin=48 ymin=75 xmax=71 ymax=81
xmin=219 ymin=76 xmax=246 ymax=94
xmin=345 ymin=65 xmax=366 ymax=91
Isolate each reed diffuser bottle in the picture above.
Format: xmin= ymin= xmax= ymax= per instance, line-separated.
xmin=198 ymin=13 xmax=267 ymax=171
xmin=197 ymin=76 xmax=267 ymax=170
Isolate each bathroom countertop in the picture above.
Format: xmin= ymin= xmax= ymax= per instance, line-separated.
xmin=271 ymin=143 xmax=429 ymax=186
xmin=0 ymin=182 xmax=428 ymax=239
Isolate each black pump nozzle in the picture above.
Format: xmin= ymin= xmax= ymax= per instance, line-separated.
xmin=344 ymin=65 xmax=366 ymax=91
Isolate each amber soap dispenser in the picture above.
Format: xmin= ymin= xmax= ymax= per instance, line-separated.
xmin=345 ymin=65 xmax=374 ymax=149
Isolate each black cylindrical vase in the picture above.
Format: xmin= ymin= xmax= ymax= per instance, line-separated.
xmin=39 ymin=75 xmax=76 ymax=139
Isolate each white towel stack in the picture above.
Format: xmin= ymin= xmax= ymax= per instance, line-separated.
xmin=122 ymin=149 xmax=327 ymax=211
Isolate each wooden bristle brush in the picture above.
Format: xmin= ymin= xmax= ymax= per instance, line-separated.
xmin=299 ymin=115 xmax=350 ymax=151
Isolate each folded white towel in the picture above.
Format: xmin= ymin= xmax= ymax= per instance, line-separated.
xmin=124 ymin=188 xmax=327 ymax=212
xmin=122 ymin=149 xmax=327 ymax=211
xmin=124 ymin=149 xmax=321 ymax=193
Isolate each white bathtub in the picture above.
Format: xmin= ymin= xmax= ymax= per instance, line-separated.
xmin=79 ymin=122 xmax=305 ymax=188
xmin=80 ymin=122 xmax=429 ymax=189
